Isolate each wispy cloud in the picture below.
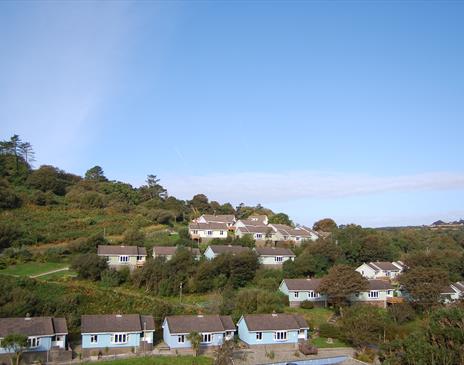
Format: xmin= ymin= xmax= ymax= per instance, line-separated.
xmin=163 ymin=171 xmax=464 ymax=204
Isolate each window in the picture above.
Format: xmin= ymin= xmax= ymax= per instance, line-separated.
xmin=256 ymin=332 xmax=263 ymax=341
xmin=275 ymin=256 xmax=283 ymax=262
xmin=387 ymin=290 xmax=393 ymax=296
xmin=256 ymin=233 xmax=262 ymax=239
xmin=90 ymin=335 xmax=98 ymax=343
xmin=294 ymin=291 xmax=299 ymax=298
xmin=220 ymin=230 xmax=224 ymax=235
xmin=28 ymin=337 xmax=40 ymax=348
xmin=207 ymin=230 xmax=213 ymax=236
xmin=309 ymin=291 xmax=318 ymax=298
xmin=295 ymin=236 xmax=301 ymax=241
xmin=274 ymin=331 xmax=287 ymax=341
xmin=201 ymin=333 xmax=212 ymax=343
xmin=178 ymin=335 xmax=185 ymax=343
xmin=119 ymin=255 xmax=129 ymax=263
xmin=136 ymin=256 xmax=143 ymax=261
xmin=193 ymin=230 xmax=198 ymax=234
xmin=386 ymin=271 xmax=391 ymax=277
xmin=112 ymin=334 xmax=128 ymax=344
xmin=368 ymin=291 xmax=379 ymax=298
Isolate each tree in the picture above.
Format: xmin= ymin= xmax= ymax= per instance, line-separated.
xmin=2 ymin=333 xmax=29 ymax=365
xmin=319 ymin=265 xmax=369 ymax=308
xmin=313 ymin=218 xmax=337 ymax=232
xmin=214 ymin=340 xmax=235 ymax=365
xmin=358 ymin=234 xmax=394 ymax=263
xmin=71 ymin=254 xmax=108 ymax=281
xmin=139 ymin=174 xmax=167 ymax=201
xmin=84 ymin=165 xmax=107 ymax=182
xmin=398 ymin=267 xmax=450 ymax=310
xmin=27 ymin=165 xmax=79 ymax=195
xmin=123 ymin=228 xmax=146 ymax=246
xmin=187 ymin=331 xmax=202 ymax=357
xmin=0 ymin=223 xmax=23 ymax=252
xmin=268 ymin=213 xmax=293 ymax=226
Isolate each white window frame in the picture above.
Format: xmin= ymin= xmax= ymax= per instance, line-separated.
xmin=193 ymin=230 xmax=198 ymax=234
xmin=111 ymin=333 xmax=128 ymax=344
xmin=256 ymin=332 xmax=263 ymax=341
xmin=207 ymin=230 xmax=213 ymax=236
xmin=119 ymin=255 xmax=129 ymax=263
xmin=90 ymin=335 xmax=98 ymax=344
xmin=256 ymin=233 xmax=262 ymax=239
xmin=178 ymin=335 xmax=185 ymax=344
xmin=220 ymin=230 xmax=224 ymax=235
xmin=294 ymin=291 xmax=299 ymax=298
xmin=201 ymin=333 xmax=212 ymax=343
xmin=28 ymin=337 xmax=40 ymax=348
xmin=274 ymin=331 xmax=287 ymax=341
xmin=368 ymin=291 xmax=379 ymax=298
xmin=275 ymin=256 xmax=283 ymax=262
xmin=136 ymin=255 xmax=144 ymax=261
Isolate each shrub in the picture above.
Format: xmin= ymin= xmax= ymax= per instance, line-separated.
xmin=300 ymin=300 xmax=315 ymax=309
xmin=319 ymin=323 xmax=341 ymax=339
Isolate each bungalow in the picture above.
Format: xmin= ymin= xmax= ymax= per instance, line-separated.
xmin=237 ymin=313 xmax=309 ymax=347
xmin=152 ymin=246 xmax=201 ymax=261
xmin=0 ymin=316 xmax=71 ymax=363
xmin=189 ymin=222 xmax=229 ymax=242
xmin=195 ymin=214 xmax=236 ymax=229
xmin=235 ymin=225 xmax=274 ymax=242
xmin=279 ymin=278 xmax=327 ymax=307
xmin=97 ymin=245 xmax=147 ymax=270
xmin=255 ymin=247 xmax=295 ymax=267
xmin=81 ymin=314 xmax=154 ymax=357
xmin=204 ymin=245 xmax=250 ymax=260
xmin=235 ymin=215 xmax=268 ymax=227
xmin=355 ymin=261 xmax=406 ymax=279
xmin=269 ymin=224 xmax=317 ymax=244
xmin=162 ymin=315 xmax=235 ymax=350
xmin=350 ymin=279 xmax=395 ymax=308
xmin=451 ymin=281 xmax=464 ymax=300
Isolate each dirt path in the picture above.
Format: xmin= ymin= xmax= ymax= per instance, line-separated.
xmin=30 ymin=267 xmax=69 ymax=278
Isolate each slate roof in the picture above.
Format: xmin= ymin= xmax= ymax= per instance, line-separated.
xmin=165 ymin=315 xmax=235 ymax=334
xmin=189 ymin=222 xmax=229 ymax=230
xmin=241 ymin=313 xmax=309 ymax=331
xmin=0 ymin=317 xmax=68 ymax=337
xmin=97 ymin=245 xmax=147 ymax=256
xmin=81 ymin=314 xmax=154 ymax=334
xmin=367 ymin=279 xmax=394 ymax=290
xmin=153 ymin=246 xmax=200 ymax=256
xmin=208 ymin=245 xmax=250 ymax=255
xmin=283 ymin=278 xmax=322 ymax=291
xmin=271 ymin=224 xmax=313 ymax=238
xmin=238 ymin=215 xmax=268 ymax=226
xmin=452 ymin=281 xmax=464 ymax=292
xmin=200 ymin=214 xmax=235 ymax=224
xmin=367 ymin=262 xmax=402 ymax=271
xmin=255 ymin=247 xmax=295 ymax=256
xmin=236 ymin=225 xmax=271 ymax=234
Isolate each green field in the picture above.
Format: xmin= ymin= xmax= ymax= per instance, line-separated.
xmin=0 ymin=262 xmax=68 ymax=277
xmin=284 ymin=307 xmax=334 ymax=328
xmin=310 ymin=336 xmax=349 ymax=348
xmin=85 ymin=355 xmax=213 ymax=365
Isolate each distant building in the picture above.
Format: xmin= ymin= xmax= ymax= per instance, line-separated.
xmin=162 ymin=315 xmax=235 ymax=350
xmin=97 ymin=245 xmax=147 ymax=270
xmin=269 ymin=224 xmax=318 ymax=244
xmin=152 ymin=246 xmax=201 ymax=261
xmin=195 ymin=214 xmax=236 ymax=228
xmin=203 ymin=245 xmax=250 ymax=260
xmin=255 ymin=247 xmax=295 ymax=267
xmin=235 ymin=225 xmax=274 ymax=243
xmin=189 ymin=222 xmax=229 ymax=242
xmin=279 ymin=278 xmax=327 ymax=307
xmin=235 ymin=215 xmax=269 ymax=227
xmin=350 ymin=280 xmax=395 ymax=308
xmin=355 ymin=261 xmax=406 ymax=280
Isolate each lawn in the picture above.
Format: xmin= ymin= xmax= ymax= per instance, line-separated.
xmin=0 ymin=262 xmax=68 ymax=277
xmin=85 ymin=355 xmax=213 ymax=365
xmin=284 ymin=307 xmax=334 ymax=328
xmin=38 ymin=269 xmax=77 ymax=281
xmin=310 ymin=336 xmax=349 ymax=348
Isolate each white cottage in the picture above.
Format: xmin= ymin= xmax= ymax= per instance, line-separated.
xmin=255 ymin=247 xmax=295 ymax=267
xmin=355 ymin=261 xmax=406 ymax=279
xmin=189 ymin=222 xmax=229 ymax=242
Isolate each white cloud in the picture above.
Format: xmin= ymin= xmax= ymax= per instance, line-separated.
xmin=163 ymin=170 xmax=464 ymax=204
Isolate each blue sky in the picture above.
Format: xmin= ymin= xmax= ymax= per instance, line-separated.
xmin=1 ymin=1 xmax=463 ymax=227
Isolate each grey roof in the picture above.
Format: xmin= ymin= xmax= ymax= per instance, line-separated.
xmin=165 ymin=315 xmax=235 ymax=334
xmin=271 ymin=224 xmax=313 ymax=238
xmin=367 ymin=279 xmax=394 ymax=290
xmin=239 ymin=215 xmax=268 ymax=226
xmin=367 ymin=262 xmax=402 ymax=271
xmin=241 ymin=314 xmax=308 ymax=331
xmin=255 ymin=247 xmax=295 ymax=256
xmin=283 ymin=278 xmax=322 ymax=291
xmin=189 ymin=222 xmax=229 ymax=230
xmin=237 ymin=225 xmax=271 ymax=234
xmin=452 ymin=281 xmax=464 ymax=292
xmin=81 ymin=314 xmax=154 ymax=333
xmin=97 ymin=245 xmax=147 ymax=256
xmin=153 ymin=246 xmax=200 ymax=256
xmin=442 ymin=285 xmax=458 ymax=294
xmin=200 ymin=214 xmax=235 ymax=223
xmin=0 ymin=317 xmax=67 ymax=337
xmin=208 ymin=245 xmax=250 ymax=255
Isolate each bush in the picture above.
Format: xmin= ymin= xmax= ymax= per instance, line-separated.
xmin=101 ymin=269 xmax=128 ymax=287
xmin=71 ymin=254 xmax=108 ymax=281
xmin=319 ymin=323 xmax=340 ymax=338
xmin=300 ymin=300 xmax=314 ymax=309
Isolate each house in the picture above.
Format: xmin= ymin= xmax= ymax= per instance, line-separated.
xmin=269 ymin=224 xmax=317 ymax=244
xmin=203 ymin=245 xmax=250 ymax=260
xmin=235 ymin=215 xmax=268 ymax=227
xmin=440 ymin=282 xmax=464 ymax=303
xmin=81 ymin=314 xmax=154 ymax=357
xmin=350 ymin=279 xmax=395 ymax=308
xmin=237 ymin=313 xmax=309 ymax=347
xmin=279 ymin=278 xmax=327 ymax=307
xmin=451 ymin=281 xmax=464 ymax=300
xmin=152 ymin=246 xmax=201 ymax=261
xmin=0 ymin=316 xmax=71 ymax=363
xmin=355 ymin=261 xmax=406 ymax=280
xmin=255 ymin=247 xmax=295 ymax=267
xmin=189 ymin=222 xmax=229 ymax=242
xmin=162 ymin=315 xmax=235 ymax=350
xmin=195 ymin=214 xmax=236 ymax=229
xmin=235 ymin=225 xmax=274 ymax=243
xmin=97 ymin=245 xmax=147 ymax=270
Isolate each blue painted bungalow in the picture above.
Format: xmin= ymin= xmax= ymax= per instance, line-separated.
xmin=81 ymin=314 xmax=154 ymax=357
xmin=203 ymin=245 xmax=250 ymax=260
xmin=237 ymin=313 xmax=309 ymax=347
xmin=163 ymin=315 xmax=235 ymax=349
xmin=0 ymin=316 xmax=70 ymax=363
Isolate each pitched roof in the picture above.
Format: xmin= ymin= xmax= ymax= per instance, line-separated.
xmin=208 ymin=245 xmax=250 ymax=255
xmin=271 ymin=224 xmax=313 ymax=238
xmin=189 ymin=222 xmax=229 ymax=230
xmin=283 ymin=278 xmax=322 ymax=291
xmin=200 ymin=214 xmax=235 ymax=223
xmin=165 ymin=315 xmax=235 ymax=334
xmin=237 ymin=225 xmax=272 ymax=234
xmin=367 ymin=279 xmax=394 ymax=290
xmin=368 ymin=262 xmax=402 ymax=271
xmin=238 ymin=215 xmax=268 ymax=226
xmin=97 ymin=245 xmax=147 ymax=256
xmin=0 ymin=317 xmax=67 ymax=337
xmin=255 ymin=247 xmax=295 ymax=256
xmin=153 ymin=246 xmax=200 ymax=256
xmin=452 ymin=281 xmax=464 ymax=292
xmin=241 ymin=314 xmax=308 ymax=331
xmin=81 ymin=314 xmax=154 ymax=333
xmin=442 ymin=285 xmax=457 ymax=294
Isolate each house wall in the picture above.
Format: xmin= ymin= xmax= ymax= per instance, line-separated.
xmin=82 ymin=333 xmax=141 ymax=349
xmin=0 ymin=336 xmax=52 ymax=354
xmin=279 ymin=281 xmax=327 ymax=306
xmin=237 ymin=319 xmax=304 ymax=345
xmin=189 ymin=229 xmax=228 ymax=240
xmin=259 ymin=256 xmax=293 ymax=266
xmin=203 ymin=247 xmax=217 ymax=260
xmin=102 ymin=255 xmax=146 ymax=268
xmin=162 ymin=321 xmax=225 ymax=349
xmin=355 ymin=264 xmax=377 ymax=279
xmin=350 ymin=290 xmax=391 ymax=308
